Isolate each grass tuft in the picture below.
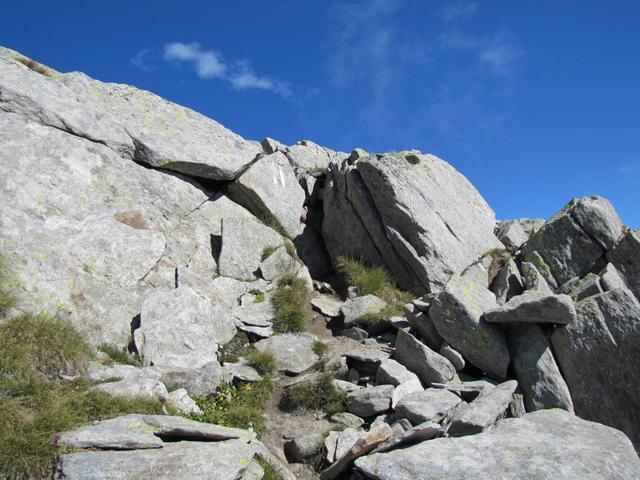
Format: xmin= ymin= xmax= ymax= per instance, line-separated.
xmin=218 ymin=331 xmax=251 ymax=364
xmin=272 ymin=274 xmax=309 ymax=333
xmin=249 ymin=289 xmax=266 ymax=304
xmin=312 ymin=340 xmax=328 ymax=358
xmin=247 ymin=351 xmax=277 ymax=376
xmin=15 ymin=57 xmax=52 ymax=77
xmin=261 ymin=246 xmax=277 ymax=261
xmin=0 ymin=257 xmax=17 ymax=319
xmin=98 ymin=344 xmax=142 ymax=367
xmin=257 ymin=211 xmax=289 ymax=239
xmin=193 ymin=379 xmax=274 ymax=437
xmin=257 ymin=458 xmax=284 ymax=480
xmin=282 ymin=373 xmax=345 ymax=415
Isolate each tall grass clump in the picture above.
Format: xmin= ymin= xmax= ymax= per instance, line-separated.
xmin=272 ymin=274 xmax=309 ymax=333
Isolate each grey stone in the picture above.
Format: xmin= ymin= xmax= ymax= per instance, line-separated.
xmin=430 ymin=379 xmax=497 ymax=402
xmin=158 ymin=361 xmax=233 ymax=397
xmin=599 ymin=262 xmax=629 ymax=292
xmin=254 ymin=333 xmax=319 ymax=374
xmin=341 ymin=295 xmax=387 ymax=327
xmin=286 ymin=140 xmax=345 ymax=171
xmin=261 ymin=136 xmax=287 ymax=154
xmin=491 ymin=258 xmax=523 ymax=304
xmin=311 ymin=295 xmax=343 ymax=317
xmin=394 ymin=389 xmax=462 ymax=425
xmin=346 ymin=385 xmax=394 ymax=417
xmin=376 ymin=359 xmax=420 ymax=386
xmin=607 ymin=229 xmax=640 ymax=300
xmin=330 ymin=412 xmax=365 ymax=429
xmin=445 ymin=380 xmax=517 ymax=436
xmin=429 ymin=275 xmax=509 ymax=379
xmin=92 ymin=375 xmax=168 ymax=402
xmin=484 ymin=291 xmax=577 ymax=325
xmin=324 ymin=431 xmax=340 ymax=463
xmin=56 ymin=439 xmax=258 ymax=480
xmin=232 ymin=301 xmax=275 ymax=327
xmin=227 ymin=152 xmax=305 ymax=238
xmin=166 ymin=388 xmax=202 ymax=415
xmin=438 ymin=343 xmax=465 ymax=371
xmin=135 ymin=286 xmax=236 ymax=368
xmin=335 ymin=428 xmax=365 ymax=462
xmin=520 ymin=261 xmax=554 ymax=294
xmin=391 ymin=379 xmax=424 ymax=409
xmin=405 ymin=310 xmax=443 ymax=351
xmin=509 ymin=392 xmax=527 ymax=418
xmin=323 ymin=152 xmax=503 ymax=292
xmin=223 ymin=362 xmax=263 ymax=382
xmin=143 ymin=415 xmax=256 ymax=440
xmin=495 ymin=220 xmax=530 ymax=251
xmin=57 ymin=415 xmax=162 ymax=450
xmin=558 ymin=273 xmax=603 ymax=301
xmin=218 ymin=216 xmax=284 ymax=281
xmin=394 ymin=330 xmax=455 ymax=386
xmin=372 ymin=421 xmax=442 ymax=454
xmin=342 ymin=327 xmax=369 ymax=341
xmin=259 ymin=245 xmax=295 ymax=280
xmin=85 ymin=362 xmax=155 ymax=383
xmin=508 ymin=324 xmax=573 ymax=412
xmin=324 ymin=355 xmax=349 ymax=379
xmin=235 ymin=323 xmax=273 ymax=338
xmin=523 ymin=197 xmax=621 ymax=286
xmin=551 ymin=288 xmax=640 ymax=448
xmin=285 ymin=432 xmax=325 ymax=463
xmin=333 ymin=379 xmax=361 ymax=394
xmin=355 ymin=409 xmax=640 ymax=480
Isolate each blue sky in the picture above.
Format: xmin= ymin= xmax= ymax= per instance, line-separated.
xmin=3 ymin=1 xmax=639 ymax=226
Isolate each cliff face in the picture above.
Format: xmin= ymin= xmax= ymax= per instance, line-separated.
xmin=1 ymin=47 xmax=639 ymax=479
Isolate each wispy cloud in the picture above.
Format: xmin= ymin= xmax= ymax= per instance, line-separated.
xmin=440 ymin=2 xmax=477 ymax=23
xmin=618 ymin=162 xmax=640 ymax=178
xmin=132 ymin=42 xmax=293 ymax=99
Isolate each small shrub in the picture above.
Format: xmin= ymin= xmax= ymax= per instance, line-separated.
xmin=15 ymin=57 xmax=52 ymax=77
xmin=218 ymin=331 xmax=251 ymax=364
xmin=98 ymin=344 xmax=142 ymax=367
xmin=283 ymin=373 xmax=345 ymax=414
xmin=249 ymin=289 xmax=266 ymax=304
xmin=261 ymin=246 xmax=277 ymax=261
xmin=247 ymin=351 xmax=277 ymax=376
xmin=312 ymin=340 xmax=328 ymax=357
xmin=193 ymin=379 xmax=274 ymax=436
xmin=272 ymin=274 xmax=309 ymax=333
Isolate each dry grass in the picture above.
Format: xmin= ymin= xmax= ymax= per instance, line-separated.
xmin=15 ymin=57 xmax=52 ymax=77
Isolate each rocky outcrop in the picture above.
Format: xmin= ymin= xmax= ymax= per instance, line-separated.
xmin=323 ymin=151 xmax=503 ymax=293
xmin=354 ymin=409 xmax=640 ymax=479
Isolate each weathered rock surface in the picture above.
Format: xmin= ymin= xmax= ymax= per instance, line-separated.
xmin=373 ymin=421 xmax=442 ymax=454
xmin=158 ymin=361 xmax=233 ymax=397
xmin=57 ymin=415 xmax=163 ymax=450
xmin=445 ymin=380 xmax=517 ymax=436
xmin=484 ymin=291 xmax=576 ymax=325
xmin=355 ymin=409 xmax=640 ymax=479
xmin=405 ymin=308 xmax=443 ymax=351
xmin=551 ymin=288 xmax=640 ymax=447
xmin=430 ymin=274 xmax=509 ymax=379
xmin=394 ymin=330 xmax=455 ymax=385
xmin=391 ymin=379 xmax=424 ymax=409
xmin=438 ymin=343 xmax=465 ymax=371
xmin=520 ymin=261 xmax=554 ymax=294
xmin=607 ymin=229 xmax=640 ymax=299
xmin=495 ymin=220 xmax=530 ymax=251
xmin=491 ymin=258 xmax=523 ymax=304
xmin=259 ymin=245 xmax=295 ymax=281
xmin=311 ymin=295 xmax=343 ymax=318
xmin=323 ymin=152 xmax=503 ymax=292
xmin=376 ymin=359 xmax=420 ymax=387
xmin=341 ymin=294 xmax=387 ymax=327
xmin=284 ymin=432 xmax=325 ymax=463
xmin=92 ymin=375 xmax=168 ymax=402
xmin=507 ymin=324 xmax=573 ymax=412
xmin=394 ymin=388 xmax=462 ymax=425
xmin=346 ymin=385 xmax=394 ymax=417
xmin=135 ymin=286 xmax=236 ymax=368
xmin=254 ymin=332 xmax=319 ymax=374
xmin=559 ymin=273 xmax=603 ymax=301
xmin=227 ymin=151 xmax=305 ymax=238
xmin=56 ymin=439 xmax=258 ymax=480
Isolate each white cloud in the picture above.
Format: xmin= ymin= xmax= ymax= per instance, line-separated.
xmin=130 ymin=48 xmax=156 ymax=72
xmin=440 ymin=2 xmax=477 ymax=23
xmin=164 ymin=42 xmax=226 ymax=79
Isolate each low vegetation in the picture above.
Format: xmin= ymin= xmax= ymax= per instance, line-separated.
xmin=337 ymin=256 xmax=413 ymax=327
xmin=249 ymin=288 xmax=266 ymax=304
xmin=98 ymin=343 xmax=142 ymax=367
xmin=272 ymin=274 xmax=309 ymax=333
xmin=14 ymin=56 xmax=52 ymax=77
xmin=218 ymin=331 xmax=251 ymax=364
xmin=282 ymin=373 xmax=345 ymax=415
xmin=258 ymin=458 xmax=284 ymax=480
xmin=193 ymin=379 xmax=274 ymax=437
xmin=247 ymin=351 xmax=277 ymax=376
xmin=0 ymin=257 xmax=16 ymax=318
xmin=312 ymin=340 xmax=328 ymax=357
xmin=262 ymin=246 xmax=277 ymax=261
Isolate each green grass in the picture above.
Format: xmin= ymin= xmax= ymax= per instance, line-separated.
xmin=337 ymin=256 xmax=413 ymax=327
xmin=0 ymin=257 xmax=17 ymax=319
xmin=257 ymin=458 xmax=284 ymax=480
xmin=284 ymin=239 xmax=297 ymax=258
xmin=247 ymin=351 xmax=277 ymax=376
xmin=0 ymin=313 xmax=168 ymax=479
xmin=262 ymin=246 xmax=278 ymax=261
xmin=282 ymin=373 xmax=345 ymax=415
xmin=249 ymin=289 xmax=266 ymax=304
xmin=192 ymin=379 xmax=274 ymax=437
xmin=312 ymin=340 xmax=328 ymax=358
xmin=98 ymin=344 xmax=142 ymax=367
xmin=218 ymin=331 xmax=251 ymax=364
xmin=272 ymin=274 xmax=309 ymax=333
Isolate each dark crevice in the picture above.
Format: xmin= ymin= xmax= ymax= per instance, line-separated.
xmin=128 ymin=314 xmax=141 ymax=354
xmin=210 ymin=234 xmax=222 ymax=265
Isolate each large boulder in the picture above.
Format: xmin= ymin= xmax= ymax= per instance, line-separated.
xmin=551 ymin=288 xmax=640 ymax=447
xmin=607 ymin=229 xmax=640 ymax=300
xmin=254 ymin=333 xmax=319 ymax=374
xmin=134 ymin=286 xmax=236 ymax=368
xmin=429 ymin=274 xmax=510 ymax=379
xmin=340 ymin=295 xmax=387 ymax=327
xmin=346 ymin=385 xmax=394 ymax=418
xmin=323 ymin=152 xmax=503 ymax=292
xmin=394 ymin=389 xmax=462 ymax=425
xmin=508 ymin=324 xmax=573 ymax=412
xmin=227 ymin=152 xmax=305 ymax=238
xmin=523 ymin=196 xmax=624 ymax=287
xmin=484 ymin=291 xmax=576 ymax=325
xmin=354 ymin=409 xmax=640 ymax=479
xmin=393 ymin=330 xmax=455 ymax=385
